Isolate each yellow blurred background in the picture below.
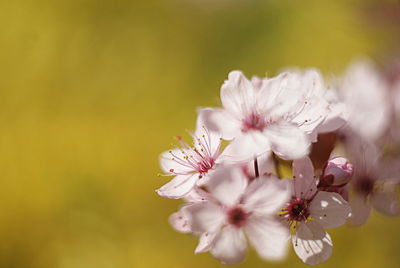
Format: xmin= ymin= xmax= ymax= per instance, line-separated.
xmin=0 ymin=0 xmax=399 ymax=267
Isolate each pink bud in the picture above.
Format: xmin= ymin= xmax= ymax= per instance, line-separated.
xmin=320 ymin=157 xmax=353 ymax=187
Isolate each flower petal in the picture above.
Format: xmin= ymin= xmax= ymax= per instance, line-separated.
xmin=293 ymin=157 xmax=317 ymax=199
xmin=292 ymin=221 xmax=332 ymax=266
xmin=243 ymin=176 xmax=290 ymax=215
xmin=195 ymin=232 xmax=218 ymax=254
xmin=183 ymin=202 xmax=224 ymax=234
xmin=156 ymin=174 xmax=198 ymax=199
xmin=372 ymin=191 xmax=400 ymax=216
xmin=309 ymin=191 xmax=351 ymax=228
xmin=348 ymin=193 xmax=371 ymax=226
xmin=197 ymin=108 xmax=240 ymax=140
xmin=206 ymin=165 xmax=247 ymax=207
xmin=220 ymin=70 xmax=257 ymax=119
xmin=221 ymin=132 xmax=271 ymax=162
xmin=210 ymin=225 xmax=247 ymax=265
xmin=264 ymin=122 xmax=310 ymax=160
xmin=159 ymin=149 xmax=193 ymax=174
xmin=341 ymin=60 xmax=390 ymax=141
xmin=245 ymin=215 xmax=289 ymax=261
xmin=169 ymin=208 xmax=191 ymax=233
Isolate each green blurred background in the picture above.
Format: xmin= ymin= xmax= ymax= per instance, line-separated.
xmin=0 ymin=0 xmax=399 ymax=267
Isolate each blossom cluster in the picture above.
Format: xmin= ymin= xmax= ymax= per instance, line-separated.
xmin=156 ymin=59 xmax=400 ymax=265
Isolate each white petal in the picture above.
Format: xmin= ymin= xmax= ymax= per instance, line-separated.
xmin=197 ymin=108 xmax=241 ymax=140
xmin=243 ymin=176 xmax=290 ymax=215
xmin=288 ymin=69 xmax=330 ymax=134
xmin=159 ymin=149 xmax=193 ymax=174
xmin=348 ymin=193 xmax=371 ymax=226
xmin=156 ymin=174 xmax=198 ymax=199
xmin=220 ymin=71 xmax=257 ymax=119
xmin=210 ymin=225 xmax=247 ymax=265
xmin=309 ymin=192 xmax=351 ymax=228
xmin=341 ymin=60 xmax=390 ymax=141
xmin=293 ymin=157 xmax=317 ymax=199
xmin=245 ymin=215 xmax=289 ymax=261
xmin=169 ymin=208 xmax=191 ymax=233
xmin=292 ymin=221 xmax=333 ymax=266
xmin=195 ymin=232 xmax=217 ymax=254
xmin=372 ymin=191 xmax=400 ymax=216
xmin=220 ymin=132 xmax=271 ymax=162
xmin=183 ymin=202 xmax=224 ymax=234
xmin=258 ymin=72 xmax=304 ymax=117
xmin=264 ymin=122 xmax=310 ymax=160
xmin=206 ymin=165 xmax=247 ymax=207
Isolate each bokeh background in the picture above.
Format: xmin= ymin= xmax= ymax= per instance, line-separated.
xmin=0 ymin=0 xmax=399 ymax=267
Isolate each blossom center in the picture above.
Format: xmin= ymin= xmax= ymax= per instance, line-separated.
xmin=354 ymin=176 xmax=374 ymax=195
xmin=196 ymin=157 xmax=215 ymax=174
xmin=242 ymin=112 xmax=267 ymax=132
xmin=227 ymin=207 xmax=249 ymax=228
xmin=287 ymin=199 xmax=310 ymax=222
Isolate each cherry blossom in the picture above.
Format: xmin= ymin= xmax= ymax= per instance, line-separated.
xmin=156 ymin=125 xmax=222 ymax=199
xmin=182 ymin=165 xmax=290 ymax=265
xmin=198 ymin=70 xmax=330 ymax=161
xmin=345 ymin=137 xmax=400 ymax=225
xmin=280 ymin=157 xmax=351 ymax=265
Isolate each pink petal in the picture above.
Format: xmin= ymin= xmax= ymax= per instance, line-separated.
xmin=341 ymin=60 xmax=390 ymax=141
xmin=210 ymin=225 xmax=247 ymax=265
xmin=348 ymin=193 xmax=371 ymax=226
xmin=220 ymin=132 xmax=271 ymax=162
xmin=169 ymin=208 xmax=191 ymax=233
xmin=258 ymin=72 xmax=303 ymax=117
xmin=197 ymin=108 xmax=240 ymax=140
xmin=292 ymin=221 xmax=332 ymax=266
xmin=159 ymin=149 xmax=193 ymax=174
xmin=372 ymin=191 xmax=400 ymax=216
xmin=220 ymin=71 xmax=257 ymax=119
xmin=183 ymin=202 xmax=224 ymax=234
xmin=195 ymin=232 xmax=217 ymax=254
xmin=309 ymin=191 xmax=351 ymax=228
xmin=156 ymin=174 xmax=198 ymax=199
xmin=206 ymin=166 xmax=247 ymax=207
xmin=243 ymin=176 xmax=290 ymax=215
xmin=245 ymin=215 xmax=289 ymax=261
xmin=292 ymin=157 xmax=317 ymax=199
xmin=264 ymin=122 xmax=310 ymax=160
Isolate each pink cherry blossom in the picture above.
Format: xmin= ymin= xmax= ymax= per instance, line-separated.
xmin=156 ymin=126 xmax=222 ymax=199
xmin=182 ymin=165 xmax=290 ymax=265
xmin=280 ymin=157 xmax=351 ymax=265
xmin=345 ymin=137 xmax=400 ymax=225
xmin=198 ymin=70 xmax=330 ymax=161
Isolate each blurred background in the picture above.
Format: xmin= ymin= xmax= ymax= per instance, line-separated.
xmin=0 ymin=0 xmax=399 ymax=267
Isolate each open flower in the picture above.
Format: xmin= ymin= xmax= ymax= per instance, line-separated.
xmin=346 ymin=138 xmax=400 ymax=225
xmin=280 ymin=157 xmax=351 ymax=265
xmin=182 ymin=165 xmax=290 ymax=265
xmin=156 ymin=125 xmax=222 ymax=199
xmin=199 ymin=70 xmax=329 ymax=161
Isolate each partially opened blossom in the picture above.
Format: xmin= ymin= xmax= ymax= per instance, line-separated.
xmin=280 ymin=157 xmax=351 ymax=265
xmin=319 ymin=157 xmax=353 ymax=187
xmin=199 ymin=70 xmax=330 ymax=161
xmin=345 ymin=138 xmax=400 ymax=225
xmin=156 ymin=125 xmax=222 ymax=199
xmin=182 ymin=165 xmax=290 ymax=265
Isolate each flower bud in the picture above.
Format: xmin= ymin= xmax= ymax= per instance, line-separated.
xmin=320 ymin=157 xmax=353 ymax=187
